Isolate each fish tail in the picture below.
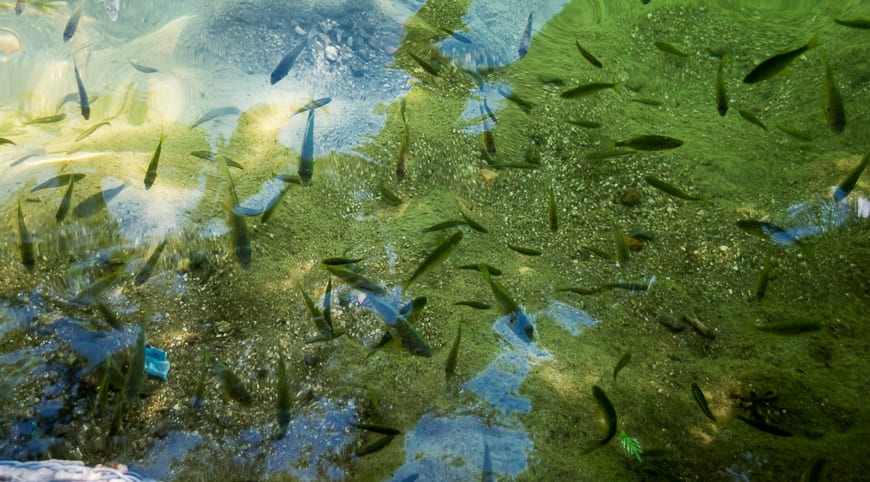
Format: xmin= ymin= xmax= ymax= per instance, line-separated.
xmin=805 ymin=34 xmax=820 ymax=50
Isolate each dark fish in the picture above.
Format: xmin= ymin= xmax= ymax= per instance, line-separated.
xmin=408 ymin=51 xmax=441 ymax=76
xmin=576 ymin=41 xmax=603 ymax=68
xmin=821 ymin=52 xmax=845 ymax=134
xmin=568 ymin=119 xmax=602 ymax=128
xmin=134 ymin=239 xmax=167 ymax=285
xmin=460 ymin=210 xmax=488 ymax=233
xmin=72 ymin=183 xmax=126 ymax=218
xmin=561 ymin=82 xmax=620 ymax=99
xmin=75 ymin=121 xmax=110 ymax=142
xmin=508 ymin=244 xmax=542 ymax=256
xmin=480 ymin=265 xmax=534 ymax=340
xmin=775 ymin=125 xmax=812 ymax=142
xmin=612 ymin=227 xmax=629 ymax=266
xmin=735 ymin=219 xmax=799 ymax=245
xmin=71 ymin=269 xmax=122 ymax=306
xmin=691 ymin=382 xmax=716 ymax=421
xmin=480 ymin=105 xmax=496 ymax=156
xmin=581 ymin=385 xmax=617 ymax=453
xmin=322 ymin=256 xmax=365 ymax=266
xmin=324 ymin=264 xmax=385 ymax=295
xmin=214 ymin=361 xmax=253 ymax=406
xmin=629 ymin=97 xmax=664 ymax=106
xmin=354 ymin=434 xmax=396 ymax=457
xmin=439 ymin=27 xmax=472 ymax=44
xmin=654 ymin=40 xmax=689 ymax=57
xmin=125 ymin=327 xmax=146 ymax=403
xmin=293 ymin=97 xmax=332 ymax=116
xmin=458 ymin=263 xmax=502 ymax=276
xmin=392 ymin=306 xmax=432 ymax=357
xmin=377 ymin=180 xmax=404 ymax=206
xmin=404 ymin=231 xmax=463 ymax=290
xmin=481 ymin=98 xmax=498 ymax=124
xmin=615 ymin=135 xmax=682 ymax=151
xmin=454 ymin=301 xmax=491 ymax=310
xmin=191 ymin=106 xmax=241 ymax=129
xmin=0 ymin=137 xmax=15 ymax=146
xmin=129 ymin=59 xmax=158 ymax=74
xmin=15 ymin=0 xmax=24 ymax=15
xmin=24 ymin=113 xmax=66 ymax=125
xmin=189 ymin=351 xmax=209 ymax=412
xmin=833 ymin=153 xmax=869 ymax=202
xmin=276 ymin=355 xmax=291 ymax=437
xmin=834 ymin=18 xmax=870 ymax=29
xmin=802 ymin=458 xmax=826 ymax=482
xmin=299 ymin=282 xmax=328 ymax=342
xmin=743 ymin=35 xmax=819 ymax=84
xmin=738 ymin=109 xmax=768 ymax=130
xmin=755 ymin=320 xmax=821 ymax=334
xmin=579 ymin=245 xmax=615 ymax=261
xmin=755 ymin=251 xmax=773 ymax=299
xmin=518 ymin=13 xmax=533 ymax=57
xmin=422 ymin=220 xmax=467 ymax=233
xmin=488 ymin=161 xmax=540 ymax=170
xmin=737 ymin=415 xmax=792 ymax=436
xmin=351 ymin=423 xmax=402 ymax=435
xmin=613 ymin=352 xmax=631 ymax=380
xmin=271 ymin=40 xmax=308 ymax=85
xmin=17 ymin=201 xmax=35 ymax=272
xmin=144 ymin=134 xmax=167 ymax=190
xmin=497 ymin=86 xmax=535 ymax=113
xmin=95 ymin=301 xmax=121 ymax=329
xmin=55 ymin=172 xmax=76 ymax=222
xmin=32 ymin=173 xmax=86 ymax=192
xmin=74 ymin=63 xmax=90 ymax=120
xmin=228 ymin=182 xmax=252 ymax=269
xmin=63 ymin=2 xmax=83 ymax=42
xmin=644 ymin=176 xmax=702 ymax=201
xmin=716 ymin=55 xmax=729 ymax=116
xmin=298 ymin=107 xmax=315 ymax=186
xmin=548 ymin=187 xmax=558 ymax=232
xmin=445 ymin=323 xmax=461 ymax=379
xmin=397 ymin=97 xmax=409 ymax=179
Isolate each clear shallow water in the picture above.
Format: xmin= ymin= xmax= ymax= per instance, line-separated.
xmin=1 ymin=1 xmax=869 ymax=481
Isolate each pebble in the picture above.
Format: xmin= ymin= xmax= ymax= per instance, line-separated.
xmin=325 ymin=46 xmax=339 ymax=62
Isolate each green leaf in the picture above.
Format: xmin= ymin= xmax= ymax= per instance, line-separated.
xmin=619 ymin=430 xmax=642 ymax=462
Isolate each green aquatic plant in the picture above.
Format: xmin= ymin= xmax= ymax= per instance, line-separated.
xmin=619 ymin=431 xmax=642 ymax=462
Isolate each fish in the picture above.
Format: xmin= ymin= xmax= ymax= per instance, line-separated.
xmin=654 ymin=40 xmax=689 ymax=57
xmin=191 ymin=106 xmax=241 ymax=129
xmin=354 ymin=434 xmax=396 ymax=457
xmin=351 ymin=423 xmax=402 ymax=435
xmin=644 ymin=176 xmax=702 ymax=201
xmin=226 ymin=172 xmax=252 ymax=269
xmin=15 ymin=0 xmax=24 ymax=15
xmin=299 ymin=283 xmax=328 ymax=342
xmin=214 ymin=361 xmax=253 ymax=406
xmin=454 ymin=301 xmax=491 ymax=310
xmin=125 ymin=327 xmax=146 ymax=403
xmin=298 ymin=108 xmax=315 ymax=186
xmin=833 ymin=153 xmax=869 ymax=202
xmin=560 ymin=82 xmax=621 ymax=99
xmin=55 ymin=172 xmax=76 ymax=222
xmin=802 ymin=459 xmax=826 ymax=482
xmin=613 ymin=352 xmax=631 ymax=380
xmin=497 ymin=86 xmax=535 ymax=113
xmin=276 ymin=355 xmax=291 ymax=437
xmin=75 ymin=121 xmax=110 ymax=142
xmin=377 ymin=180 xmax=404 ymax=206
xmin=71 ymin=269 xmax=122 ymax=306
xmin=735 ymin=220 xmax=800 ymax=245
xmin=691 ymin=382 xmax=716 ymax=421
xmin=460 ymin=210 xmax=488 ymax=233
xmin=738 ymin=109 xmax=768 ymax=130
xmin=105 ymin=0 xmax=119 ymax=21
xmin=321 ymin=256 xmax=365 ymax=266
xmin=143 ymin=134 xmax=167 ymax=190
xmin=480 ymin=265 xmax=534 ymax=340
xmin=134 ymin=239 xmax=167 ymax=286
xmin=629 ymin=98 xmax=664 ymax=106
xmin=480 ymin=105 xmax=496 ymax=156
xmin=615 ymin=135 xmax=683 ymax=151
xmin=458 ymin=263 xmax=502 ymax=276
xmin=481 ymin=98 xmax=497 ymax=124
xmin=834 ymin=18 xmax=870 ymax=29
xmin=407 ymin=51 xmax=441 ymax=76
xmin=1 ymin=137 xmax=16 ymax=146
xmin=74 ymin=63 xmax=90 ymax=120
xmin=775 ymin=125 xmax=812 ymax=142
xmin=743 ymin=35 xmax=819 ymax=84
xmin=189 ymin=352 xmax=209 ymax=411
xmin=128 ymin=59 xmax=157 ymax=73
xmin=548 ymin=187 xmax=558 ymax=232
xmin=755 ymin=251 xmax=773 ymax=299
xmin=324 ymin=264 xmax=385 ymax=295
xmin=576 ymin=41 xmax=603 ymax=68
xmin=24 ymin=114 xmax=66 ymax=125
xmin=518 ymin=13 xmax=533 ymax=58
xmin=72 ymin=184 xmax=126 ymax=218
xmin=568 ymin=119 xmax=602 ymax=129
xmin=755 ymin=320 xmax=821 ymax=334
xmin=821 ymin=52 xmax=845 ymax=134
xmin=32 ymin=173 xmax=86 ymax=192
xmin=508 ymin=244 xmax=542 ymax=256
xmin=439 ymin=27 xmax=472 ymax=45
xmin=293 ymin=97 xmax=332 ymax=116
xmin=397 ymin=98 xmax=409 ymax=179
xmin=736 ymin=415 xmax=792 ymax=436
xmin=422 ymin=220 xmax=467 ymax=233
xmin=579 ymin=245 xmax=615 ymax=261
xmin=63 ymin=1 xmax=83 ymax=42
xmin=17 ymin=201 xmax=35 ymax=272
xmin=581 ymin=385 xmax=617 ymax=453
xmin=716 ymin=55 xmax=729 ymax=116
xmin=271 ymin=39 xmax=308 ymax=85
xmin=403 ymin=231 xmax=463 ymax=290
xmin=391 ymin=299 xmax=432 ymax=357
xmin=445 ymin=323 xmax=461 ymax=380
xmin=612 ymin=227 xmax=629 ymax=266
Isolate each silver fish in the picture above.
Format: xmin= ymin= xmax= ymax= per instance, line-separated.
xmin=105 ymin=0 xmax=119 ymax=22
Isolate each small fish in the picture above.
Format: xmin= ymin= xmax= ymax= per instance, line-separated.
xmin=735 ymin=219 xmax=800 ymax=245
xmin=833 ymin=153 xmax=869 ymax=202
xmin=125 ymin=327 xmax=146 ymax=403
xmin=548 ymin=188 xmax=557 ymax=233
xmin=404 ymin=231 xmax=463 ymax=290
xmin=460 ymin=210 xmax=488 ymax=233
xmin=820 ymin=52 xmax=845 ymax=134
xmin=354 ymin=434 xmax=396 ymax=457
xmin=392 ymin=300 xmax=432 ymax=357
xmin=422 ymin=220 xmax=467 ymax=233
xmin=298 ymin=108 xmax=315 ymax=186
xmin=581 ymin=385 xmax=617 ymax=453
xmin=377 ymin=180 xmax=404 ymax=206
xmin=15 ymin=0 xmax=25 ymax=15
xmin=579 ymin=245 xmax=615 ymax=261
xmin=508 ymin=244 xmax=542 ymax=256
xmin=227 ymin=172 xmax=252 ymax=269
xmin=293 ymin=97 xmax=332 ymax=116
xmin=612 ymin=227 xmax=629 ymax=266
xmin=63 ymin=2 xmax=84 ymax=42
xmin=189 ymin=352 xmax=209 ymax=411
xmin=17 ymin=201 xmax=35 ymax=272
xmin=738 ymin=109 xmax=768 ymax=130
xmin=561 ymin=82 xmax=621 ymax=99
xmin=775 ymin=125 xmax=812 ymax=142
xmin=755 ymin=320 xmax=821 ymax=334
xmin=324 ymin=264 xmax=385 ymax=295
xmin=629 ymin=97 xmax=664 ymax=106
xmin=134 ymin=239 xmax=167 ymax=285
xmin=322 ymin=256 xmax=365 ymax=266
xmin=276 ymin=355 xmax=291 ymax=437
xmin=71 ymin=269 xmax=122 ymax=306
xmin=716 ymin=55 xmax=729 ymax=116
xmin=75 ymin=121 xmax=110 ymax=142
xmin=755 ymin=251 xmax=773 ymax=299
xmin=351 ymin=423 xmax=402 ymax=435
xmin=576 ymin=41 xmax=603 ymax=68
xmin=439 ymin=27 xmax=472 ymax=44
xmin=24 ymin=113 xmax=66 ymax=125
xmin=1 ymin=137 xmax=16 ymax=146
xmin=737 ymin=415 xmax=792 ymax=436
xmin=445 ymin=323 xmax=461 ymax=379
xmin=615 ymin=135 xmax=683 ymax=151
xmin=72 ymin=184 xmax=126 ymax=218
xmin=129 ymin=59 xmax=157 ymax=73
xmin=454 ymin=301 xmax=491 ymax=310
xmin=518 ymin=13 xmax=533 ymax=58
xmin=613 ymin=352 xmax=631 ymax=380
xmin=397 ymin=98 xmax=409 ymax=179
xmin=32 ymin=173 xmax=86 ymax=192
xmin=654 ymin=40 xmax=689 ymax=57
xmin=481 ymin=98 xmax=497 ymax=124
xmin=55 ymin=172 xmax=76 ymax=222
xmin=833 ymin=18 xmax=870 ymax=29
xmin=407 ymin=51 xmax=441 ymax=76
xmin=568 ymin=119 xmax=602 ymax=128
xmin=271 ymin=39 xmax=308 ymax=85
xmin=480 ymin=265 xmax=534 ymax=340
xmin=214 ymin=361 xmax=253 ymax=406
xmin=802 ymin=459 xmax=826 ymax=482
xmin=497 ymin=86 xmax=535 ymax=113
xmin=144 ymin=134 xmax=167 ymax=190
xmin=105 ymin=0 xmax=119 ymax=21
xmin=644 ymin=176 xmax=702 ymax=201
xmin=74 ymin=63 xmax=90 ymax=120
xmin=743 ymin=35 xmax=819 ymax=84
xmin=480 ymin=105 xmax=496 ymax=156
xmin=458 ymin=263 xmax=502 ymax=276
xmin=691 ymin=382 xmax=716 ymax=421
xmin=299 ymin=282 xmax=328 ymax=341
xmin=191 ymin=106 xmax=241 ymax=129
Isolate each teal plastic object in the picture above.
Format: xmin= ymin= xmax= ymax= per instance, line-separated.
xmin=145 ymin=346 xmax=169 ymax=380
